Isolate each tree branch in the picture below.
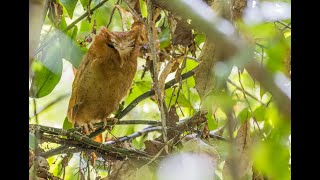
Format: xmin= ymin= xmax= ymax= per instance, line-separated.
xmin=30 ymin=124 xmax=150 ymax=160
xmin=104 ymin=126 xmax=162 ymax=145
xmin=147 ymin=0 xmax=169 ymax=150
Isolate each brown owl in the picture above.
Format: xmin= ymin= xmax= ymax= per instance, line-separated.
xmin=67 ymin=22 xmax=144 ymax=134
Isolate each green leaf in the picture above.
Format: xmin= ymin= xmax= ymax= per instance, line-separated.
xmin=58 ymin=29 xmax=87 ymax=68
xmin=29 ymin=133 xmax=36 ymax=150
xmin=71 ymin=26 xmax=78 ymax=40
xmin=177 ymin=91 xmax=193 ymax=109
xmin=140 ymin=0 xmax=147 ymax=18
xmin=194 ymin=33 xmax=205 ymax=46
xmin=252 ymin=141 xmax=290 ymax=180
xmin=254 ymin=106 xmax=266 ymax=122
xmin=206 ymin=112 xmax=217 ymax=130
xmin=80 ymin=0 xmax=90 ymax=9
xmin=265 ymin=39 xmax=288 ymax=73
xmin=159 ymin=26 xmax=170 ymax=49
xmin=63 ymin=117 xmax=73 ymax=130
xmin=237 ymin=107 xmax=251 ymax=123
xmin=260 ymin=85 xmax=265 ymax=99
xmin=60 ymin=0 xmax=78 ymax=19
xmin=135 ymin=81 xmax=152 ymax=93
xmin=30 ymin=41 xmax=63 ymax=98
xmin=164 ymin=88 xmax=193 ymax=109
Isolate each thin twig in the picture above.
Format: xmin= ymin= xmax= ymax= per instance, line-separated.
xmin=227 ymin=79 xmax=266 ymax=106
xmin=104 ymin=126 xmax=162 ymax=145
xmin=237 ymin=70 xmax=265 ymax=138
xmin=147 ymin=0 xmax=168 ymax=150
xmin=106 ymin=0 xmax=121 ymax=28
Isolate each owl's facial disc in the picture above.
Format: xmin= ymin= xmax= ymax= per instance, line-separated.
xmin=110 ymin=38 xmax=135 ymax=68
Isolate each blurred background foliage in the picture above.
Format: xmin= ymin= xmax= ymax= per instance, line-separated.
xmin=29 ymin=0 xmax=291 ymax=179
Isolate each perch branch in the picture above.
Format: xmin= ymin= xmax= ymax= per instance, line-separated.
xmin=30 ymin=124 xmax=150 ymax=160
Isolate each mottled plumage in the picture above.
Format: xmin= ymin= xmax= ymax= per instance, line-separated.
xmin=67 ymin=22 xmax=143 ymax=134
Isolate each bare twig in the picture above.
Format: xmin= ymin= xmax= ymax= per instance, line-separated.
xmin=106 ymin=0 xmax=121 ymax=28
xmin=227 ymin=79 xmax=266 ymax=106
xmin=237 ymin=70 xmax=265 ymax=139
xmin=30 ymin=124 xmax=150 ymax=160
xmin=147 ymin=0 xmax=168 ymax=150
xmin=104 ymin=126 xmax=162 ymax=145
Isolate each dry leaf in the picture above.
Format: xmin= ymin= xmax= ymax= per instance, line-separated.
xmin=194 ymin=41 xmax=218 ymax=102
xmin=167 ymin=106 xmax=179 ymax=139
xmin=158 ymin=59 xmax=176 ymax=99
xmin=48 ymin=1 xmax=63 ymax=25
xmin=170 ymin=55 xmax=184 ymax=73
xmin=169 ymin=16 xmax=194 ymax=47
xmin=115 ymin=5 xmax=134 ymax=31
xmin=223 ymin=120 xmax=252 ymax=179
xmin=144 ymin=140 xmax=166 ymax=156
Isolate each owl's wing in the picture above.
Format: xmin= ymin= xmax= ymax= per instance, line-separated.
xmin=67 ymin=53 xmax=96 ymax=122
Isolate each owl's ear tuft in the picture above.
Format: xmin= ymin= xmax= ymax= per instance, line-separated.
xmin=99 ymin=26 xmax=111 ymax=37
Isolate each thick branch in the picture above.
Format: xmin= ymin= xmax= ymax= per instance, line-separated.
xmin=30 ymin=124 xmax=150 ymax=160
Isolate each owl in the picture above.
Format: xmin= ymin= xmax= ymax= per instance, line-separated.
xmin=67 ymin=22 xmax=144 ymax=134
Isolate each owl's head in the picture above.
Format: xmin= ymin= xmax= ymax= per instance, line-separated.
xmin=96 ymin=22 xmax=144 ymax=67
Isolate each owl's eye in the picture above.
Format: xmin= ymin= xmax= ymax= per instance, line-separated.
xmin=107 ymin=43 xmax=115 ymax=49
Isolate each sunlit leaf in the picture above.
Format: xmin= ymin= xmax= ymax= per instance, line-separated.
xmin=194 ymin=32 xmax=205 ymax=46
xmin=237 ymin=107 xmax=251 ymax=123
xmin=60 ymin=0 xmax=78 ymax=19
xmin=80 ymin=0 xmax=90 ymax=9
xmin=254 ymin=106 xmax=266 ymax=122
xmin=30 ymin=40 xmax=63 ymax=98
xmin=159 ymin=26 xmax=170 ymax=49
xmin=206 ymin=112 xmax=217 ymax=130
xmin=63 ymin=117 xmax=73 ymax=130
xmin=135 ymin=80 xmax=152 ymax=93
xmin=252 ymin=141 xmax=290 ymax=180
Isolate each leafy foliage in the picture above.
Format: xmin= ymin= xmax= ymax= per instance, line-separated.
xmin=29 ymin=0 xmax=291 ymax=179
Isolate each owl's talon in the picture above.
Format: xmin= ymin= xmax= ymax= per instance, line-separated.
xmin=110 ymin=117 xmax=119 ymax=125
xmin=103 ymin=118 xmax=108 ymax=128
xmin=88 ymin=122 xmax=96 ymax=132
xmin=102 ymin=117 xmax=119 ymax=128
xmin=83 ymin=124 xmax=90 ymax=135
